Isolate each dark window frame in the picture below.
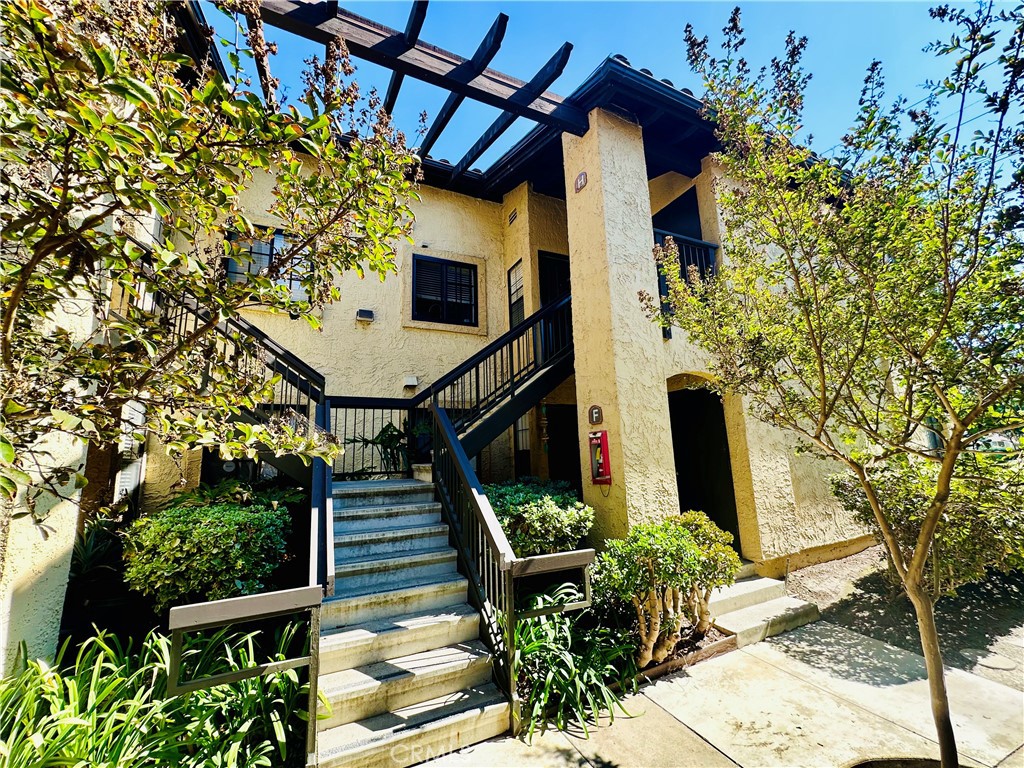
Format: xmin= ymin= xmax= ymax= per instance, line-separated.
xmin=411 ymin=254 xmax=479 ymax=327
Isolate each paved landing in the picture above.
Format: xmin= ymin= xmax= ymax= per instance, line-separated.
xmin=425 ymin=621 xmax=1024 ymax=768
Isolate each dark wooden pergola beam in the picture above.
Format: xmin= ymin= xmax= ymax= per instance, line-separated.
xmin=259 ymin=0 xmax=588 ymax=135
xmin=450 ymin=42 xmax=573 ymax=180
xmin=418 ymin=12 xmax=507 ymax=158
xmin=382 ymin=1 xmax=428 ymax=114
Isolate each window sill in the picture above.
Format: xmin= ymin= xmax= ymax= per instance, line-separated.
xmin=403 ymin=317 xmax=487 ymax=336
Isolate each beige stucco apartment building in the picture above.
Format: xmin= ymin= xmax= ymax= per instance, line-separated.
xmin=1 ymin=8 xmax=872 ymax=675
xmin=152 ymin=54 xmax=872 ymax=577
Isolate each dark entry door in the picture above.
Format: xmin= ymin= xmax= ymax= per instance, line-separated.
xmin=538 ymin=251 xmax=570 ymax=305
xmin=545 ymin=404 xmax=583 ymax=494
xmin=668 ymin=389 xmax=742 ymax=548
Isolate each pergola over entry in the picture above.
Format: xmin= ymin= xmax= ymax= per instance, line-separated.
xmin=258 ymin=0 xmax=590 ymax=182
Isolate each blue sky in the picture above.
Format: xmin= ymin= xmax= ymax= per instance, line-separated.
xmin=205 ymin=2 xmax=990 ymax=171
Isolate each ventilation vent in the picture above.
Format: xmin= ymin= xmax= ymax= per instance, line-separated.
xmin=508 ymin=208 xmax=518 ymax=226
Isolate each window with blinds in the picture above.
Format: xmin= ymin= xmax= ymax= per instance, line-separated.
xmin=226 ymin=230 xmax=307 ymax=300
xmin=412 ymin=255 xmax=478 ymax=326
xmin=507 ymin=259 xmax=525 ymax=328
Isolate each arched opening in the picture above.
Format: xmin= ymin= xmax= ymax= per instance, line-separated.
xmin=667 ymin=377 xmax=742 ymax=549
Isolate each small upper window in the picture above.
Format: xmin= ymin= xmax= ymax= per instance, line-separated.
xmin=412 ymin=255 xmax=478 ymax=326
xmin=226 ymin=230 xmax=307 ymax=301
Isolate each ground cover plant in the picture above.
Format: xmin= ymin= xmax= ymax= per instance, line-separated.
xmin=512 ymin=584 xmax=636 ymax=738
xmin=649 ymin=6 xmax=1024 ymax=764
xmin=484 ymin=479 xmax=594 ymax=556
xmin=0 ymin=623 xmax=316 ymax=767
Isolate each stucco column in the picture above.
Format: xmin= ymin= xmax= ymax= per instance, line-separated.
xmin=562 ymin=109 xmax=680 ymax=542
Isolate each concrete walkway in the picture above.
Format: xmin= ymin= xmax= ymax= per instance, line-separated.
xmin=425 ymin=622 xmax=1024 ymax=768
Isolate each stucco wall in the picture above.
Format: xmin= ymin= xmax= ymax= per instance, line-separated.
xmin=562 ymin=109 xmax=681 ymax=542
xmin=139 ymin=172 xmax=516 ymax=507
xmin=0 ymin=294 xmax=95 ymax=673
xmin=135 ymin=135 xmax=868 ymax=571
xmin=653 ymin=156 xmax=867 ymax=566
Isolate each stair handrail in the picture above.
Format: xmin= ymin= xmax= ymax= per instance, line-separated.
xmin=432 ymin=404 xmax=517 ymax=566
xmin=427 ymin=293 xmax=572 ymax=397
xmin=430 ymin=401 xmax=595 ymax=732
xmin=114 ymin=235 xmax=333 ymax=591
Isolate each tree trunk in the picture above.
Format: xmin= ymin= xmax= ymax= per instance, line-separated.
xmin=78 ymin=439 xmax=120 ymax=533
xmin=907 ymin=582 xmax=959 ymax=768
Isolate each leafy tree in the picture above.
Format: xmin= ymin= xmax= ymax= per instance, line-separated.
xmin=0 ymin=0 xmax=418 ymax=553
xmin=647 ymin=6 xmax=1023 ymax=765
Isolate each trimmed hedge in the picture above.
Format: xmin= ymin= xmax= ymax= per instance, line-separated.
xmin=484 ymin=479 xmax=594 ymax=557
xmin=124 ymin=500 xmax=289 ymax=612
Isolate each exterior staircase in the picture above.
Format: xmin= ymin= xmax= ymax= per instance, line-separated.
xmin=316 ymin=479 xmax=510 ymax=768
xmin=709 ymin=560 xmax=820 ymax=647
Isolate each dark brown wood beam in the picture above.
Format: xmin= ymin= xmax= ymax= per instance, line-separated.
xmin=259 ymin=0 xmax=588 ymax=135
xmin=450 ymin=42 xmax=573 ymax=180
xmin=419 ymin=12 xmax=507 ymax=158
xmin=382 ymin=0 xmax=428 ymax=114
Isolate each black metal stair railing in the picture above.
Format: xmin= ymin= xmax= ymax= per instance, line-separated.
xmin=110 ymin=252 xmax=335 ymax=591
xmin=430 ymin=402 xmax=594 ymax=729
xmin=326 ymin=294 xmax=573 ymax=479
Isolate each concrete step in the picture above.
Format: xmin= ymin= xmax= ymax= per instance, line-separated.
xmin=320 ymin=604 xmax=480 ymax=675
xmin=317 ymin=683 xmax=510 ymax=768
xmin=708 ymin=576 xmax=786 ymax=617
xmin=322 ymin=575 xmax=468 ymax=631
xmin=333 ymin=549 xmax=458 ymax=598
xmin=334 ymin=523 xmax=449 ymax=562
xmin=736 ymin=559 xmax=757 ymax=580
xmin=714 ymin=596 xmax=821 ymax=648
xmin=333 ymin=479 xmax=435 ymax=509
xmin=334 ymin=502 xmax=442 ymax=533
xmin=318 ymin=641 xmax=493 ymax=730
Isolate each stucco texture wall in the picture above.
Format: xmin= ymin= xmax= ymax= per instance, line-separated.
xmin=654 ymin=157 xmax=867 ymax=567
xmin=139 ymin=172 xmax=516 ymax=507
xmin=562 ymin=109 xmax=680 ymax=542
xmin=0 ymin=294 xmax=95 ymax=673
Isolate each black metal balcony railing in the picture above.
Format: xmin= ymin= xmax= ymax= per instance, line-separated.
xmin=653 ymin=229 xmax=719 ymax=340
xmin=654 ymin=229 xmax=719 ymax=281
xmin=326 ymin=294 xmax=573 ymax=479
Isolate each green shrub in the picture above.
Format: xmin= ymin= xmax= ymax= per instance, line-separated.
xmin=674 ymin=511 xmax=742 ymax=633
xmin=512 ymin=584 xmax=636 ymax=738
xmin=0 ymin=625 xmax=316 ymax=768
xmin=484 ymin=480 xmax=594 ymax=556
xmin=124 ymin=500 xmax=289 ymax=612
xmin=593 ymin=518 xmax=701 ymax=668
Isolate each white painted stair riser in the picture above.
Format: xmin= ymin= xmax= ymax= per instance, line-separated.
xmin=334 ymin=525 xmax=449 ymax=561
xmin=333 ymin=549 xmax=457 ymax=596
xmin=332 ymin=482 xmax=435 ymax=509
xmin=317 ymin=686 xmax=510 ymax=768
xmin=715 ymin=596 xmax=821 ymax=648
xmin=708 ymin=577 xmax=787 ymax=616
xmin=321 ymin=576 xmax=468 ymax=630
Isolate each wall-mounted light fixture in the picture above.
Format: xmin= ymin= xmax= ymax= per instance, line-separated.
xmin=356 ymin=308 xmax=375 ymax=322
